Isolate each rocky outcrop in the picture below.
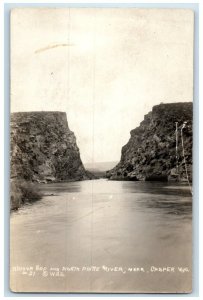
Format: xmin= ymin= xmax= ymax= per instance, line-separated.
xmin=10 ymin=112 xmax=93 ymax=182
xmin=106 ymin=103 xmax=192 ymax=182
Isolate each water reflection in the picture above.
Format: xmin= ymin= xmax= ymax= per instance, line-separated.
xmin=37 ymin=181 xmax=82 ymax=194
xmin=121 ymin=180 xmax=192 ymax=197
xmin=142 ymin=197 xmax=192 ymax=216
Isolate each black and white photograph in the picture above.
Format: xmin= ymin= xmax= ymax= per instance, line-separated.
xmin=10 ymin=7 xmax=193 ymax=293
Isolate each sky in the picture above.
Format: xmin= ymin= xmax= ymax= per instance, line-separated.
xmin=11 ymin=8 xmax=194 ymax=163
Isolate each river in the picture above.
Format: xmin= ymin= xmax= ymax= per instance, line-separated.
xmin=10 ymin=179 xmax=192 ymax=293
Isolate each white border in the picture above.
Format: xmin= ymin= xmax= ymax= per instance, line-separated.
xmin=1 ymin=1 xmax=201 ymax=299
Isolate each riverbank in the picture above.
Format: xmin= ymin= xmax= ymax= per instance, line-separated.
xmin=10 ymin=180 xmax=42 ymax=211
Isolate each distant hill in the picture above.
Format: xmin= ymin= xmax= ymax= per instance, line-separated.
xmin=84 ymin=161 xmax=118 ymax=177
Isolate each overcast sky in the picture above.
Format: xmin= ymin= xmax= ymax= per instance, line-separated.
xmin=11 ymin=8 xmax=194 ymax=163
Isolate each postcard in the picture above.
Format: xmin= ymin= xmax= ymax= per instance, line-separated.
xmin=10 ymin=8 xmax=193 ymax=293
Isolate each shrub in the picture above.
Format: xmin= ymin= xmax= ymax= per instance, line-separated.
xmin=10 ymin=179 xmax=42 ymax=211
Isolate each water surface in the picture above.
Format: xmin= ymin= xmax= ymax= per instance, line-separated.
xmin=10 ymin=179 xmax=192 ymax=293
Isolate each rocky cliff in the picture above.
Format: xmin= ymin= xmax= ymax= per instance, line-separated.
xmin=10 ymin=112 xmax=92 ymax=182
xmin=106 ymin=103 xmax=192 ymax=181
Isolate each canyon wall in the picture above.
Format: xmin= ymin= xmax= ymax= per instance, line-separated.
xmin=106 ymin=103 xmax=192 ymax=181
xmin=10 ymin=111 xmax=92 ymax=183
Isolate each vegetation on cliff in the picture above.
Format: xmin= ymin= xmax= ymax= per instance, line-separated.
xmin=106 ymin=102 xmax=192 ymax=182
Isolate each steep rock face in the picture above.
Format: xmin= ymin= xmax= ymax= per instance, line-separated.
xmin=107 ymin=103 xmax=192 ymax=181
xmin=10 ymin=112 xmax=92 ymax=182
